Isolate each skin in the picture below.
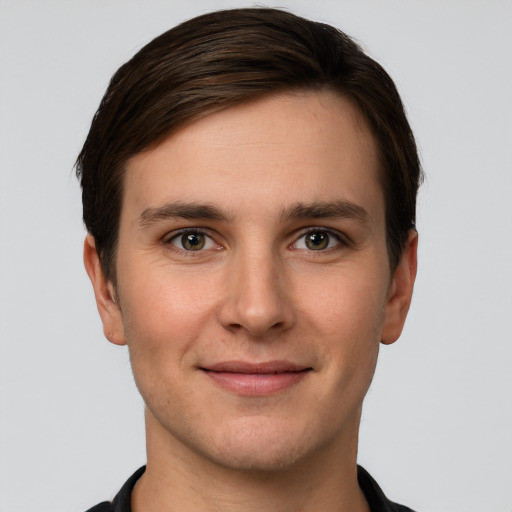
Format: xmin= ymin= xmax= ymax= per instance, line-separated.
xmin=85 ymin=91 xmax=417 ymax=512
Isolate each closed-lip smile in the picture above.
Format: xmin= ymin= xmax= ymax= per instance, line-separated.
xmin=200 ymin=360 xmax=312 ymax=396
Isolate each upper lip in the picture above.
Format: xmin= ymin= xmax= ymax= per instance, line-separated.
xmin=201 ymin=360 xmax=311 ymax=374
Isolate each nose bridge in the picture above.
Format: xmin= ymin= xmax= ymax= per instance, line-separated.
xmin=219 ymin=243 xmax=292 ymax=337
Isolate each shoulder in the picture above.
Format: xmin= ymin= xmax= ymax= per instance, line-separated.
xmin=84 ymin=503 xmax=113 ymax=512
xmin=357 ymin=465 xmax=417 ymax=512
xmin=83 ymin=466 xmax=146 ymax=512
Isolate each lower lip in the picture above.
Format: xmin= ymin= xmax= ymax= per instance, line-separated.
xmin=203 ymin=370 xmax=310 ymax=396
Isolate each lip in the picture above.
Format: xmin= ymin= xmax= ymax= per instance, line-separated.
xmin=200 ymin=360 xmax=312 ymax=396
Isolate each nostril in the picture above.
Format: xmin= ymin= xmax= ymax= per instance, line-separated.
xmin=217 ymin=268 xmax=295 ymax=336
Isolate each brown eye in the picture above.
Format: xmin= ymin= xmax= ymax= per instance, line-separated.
xmin=293 ymin=229 xmax=342 ymax=251
xmin=181 ymin=233 xmax=206 ymax=250
xmin=168 ymin=231 xmax=216 ymax=252
xmin=305 ymin=231 xmax=330 ymax=250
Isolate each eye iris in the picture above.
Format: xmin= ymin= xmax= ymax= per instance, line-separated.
xmin=182 ymin=233 xmax=205 ymax=250
xmin=306 ymin=232 xmax=329 ymax=250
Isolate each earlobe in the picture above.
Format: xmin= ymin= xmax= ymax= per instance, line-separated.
xmin=380 ymin=230 xmax=418 ymax=345
xmin=83 ymin=234 xmax=126 ymax=346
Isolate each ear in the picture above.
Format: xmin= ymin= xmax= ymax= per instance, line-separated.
xmin=83 ymin=234 xmax=126 ymax=346
xmin=381 ymin=230 xmax=418 ymax=345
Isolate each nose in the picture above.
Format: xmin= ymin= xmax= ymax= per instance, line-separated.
xmin=218 ymin=250 xmax=295 ymax=338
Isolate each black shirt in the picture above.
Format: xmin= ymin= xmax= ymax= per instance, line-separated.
xmin=86 ymin=465 xmax=415 ymax=512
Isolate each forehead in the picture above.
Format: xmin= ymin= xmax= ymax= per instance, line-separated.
xmin=122 ymin=91 xmax=383 ymax=222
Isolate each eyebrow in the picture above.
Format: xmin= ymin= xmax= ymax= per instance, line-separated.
xmin=138 ymin=202 xmax=229 ymax=227
xmin=281 ymin=200 xmax=370 ymax=225
xmin=138 ymin=199 xmax=370 ymax=227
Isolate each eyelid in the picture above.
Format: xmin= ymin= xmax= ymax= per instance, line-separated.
xmin=291 ymin=227 xmax=349 ymax=250
xmin=164 ymin=227 xmax=197 ymax=242
xmin=164 ymin=228 xmax=220 ymax=252
xmin=161 ymin=226 xmax=349 ymax=252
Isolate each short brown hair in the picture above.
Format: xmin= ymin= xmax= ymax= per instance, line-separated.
xmin=76 ymin=7 xmax=422 ymax=282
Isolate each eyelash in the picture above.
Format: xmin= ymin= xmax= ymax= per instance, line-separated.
xmin=164 ymin=227 xmax=348 ymax=254
xmin=164 ymin=228 xmax=219 ymax=254
xmin=291 ymin=228 xmax=347 ymax=252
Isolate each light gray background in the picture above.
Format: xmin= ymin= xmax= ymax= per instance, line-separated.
xmin=1 ymin=1 xmax=511 ymax=511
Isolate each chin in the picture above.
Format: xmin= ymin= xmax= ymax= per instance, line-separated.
xmin=143 ymin=381 xmax=366 ymax=476
xmin=187 ymin=416 xmax=334 ymax=474
xmin=204 ymin=442 xmax=312 ymax=474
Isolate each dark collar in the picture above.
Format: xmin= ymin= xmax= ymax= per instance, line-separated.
xmin=357 ymin=465 xmax=416 ymax=512
xmin=89 ymin=465 xmax=416 ymax=512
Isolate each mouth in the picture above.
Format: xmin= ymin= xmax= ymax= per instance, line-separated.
xmin=200 ymin=361 xmax=313 ymax=396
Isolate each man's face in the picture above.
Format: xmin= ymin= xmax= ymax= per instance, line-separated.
xmin=87 ymin=91 xmax=415 ymax=471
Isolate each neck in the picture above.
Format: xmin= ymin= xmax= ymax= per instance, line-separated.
xmin=132 ymin=409 xmax=369 ymax=512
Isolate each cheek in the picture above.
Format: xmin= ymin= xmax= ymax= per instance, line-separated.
xmin=298 ymin=266 xmax=388 ymax=391
xmin=302 ymin=267 xmax=388 ymax=342
xmin=117 ymin=269 xmax=220 ymax=375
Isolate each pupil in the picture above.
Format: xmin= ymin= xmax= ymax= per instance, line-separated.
xmin=183 ymin=233 xmax=205 ymax=250
xmin=307 ymin=232 xmax=328 ymax=250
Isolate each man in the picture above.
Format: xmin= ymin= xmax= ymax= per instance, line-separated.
xmin=78 ymin=7 xmax=421 ymax=512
